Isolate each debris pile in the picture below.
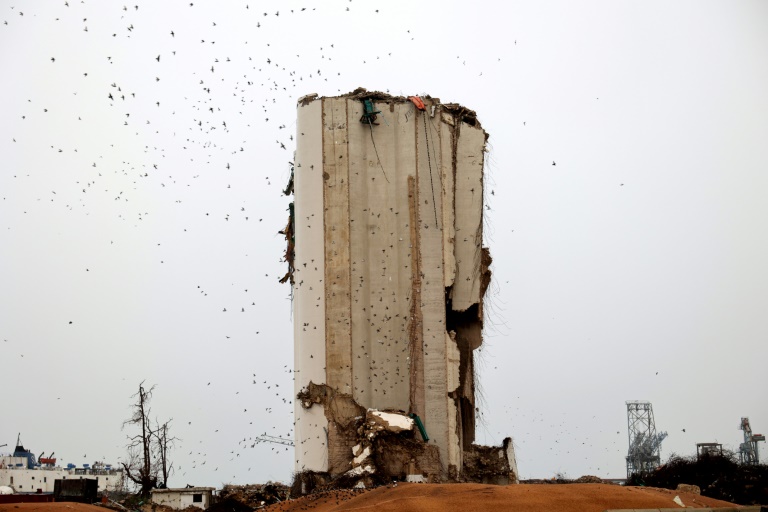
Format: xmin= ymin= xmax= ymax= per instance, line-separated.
xmin=345 ymin=410 xmax=415 ymax=478
xmin=296 ymin=387 xmax=445 ymax=488
xmin=296 ymin=382 xmax=517 ymax=491
xmin=462 ymin=438 xmax=519 ymax=485
xmin=520 ymin=475 xmax=609 ymax=484
xmin=573 ymin=475 xmax=604 ymax=484
xmin=211 ymin=483 xmax=290 ymax=510
xmin=290 ymin=471 xmax=332 ymax=498
xmin=675 ymin=483 xmax=701 ymax=495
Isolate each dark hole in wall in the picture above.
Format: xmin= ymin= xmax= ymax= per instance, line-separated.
xmin=445 ymin=296 xmax=482 ymax=449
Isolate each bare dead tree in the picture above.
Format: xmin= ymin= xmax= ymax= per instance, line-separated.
xmin=121 ymin=382 xmax=158 ymax=497
xmin=121 ymin=382 xmax=177 ymax=496
xmin=154 ymin=419 xmax=177 ymax=488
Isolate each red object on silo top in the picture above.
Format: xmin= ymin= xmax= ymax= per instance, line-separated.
xmin=408 ymin=96 xmax=426 ymax=111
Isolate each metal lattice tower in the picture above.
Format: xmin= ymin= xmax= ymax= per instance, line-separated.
xmin=626 ymin=401 xmax=668 ymax=478
xmin=738 ymin=417 xmax=765 ymax=465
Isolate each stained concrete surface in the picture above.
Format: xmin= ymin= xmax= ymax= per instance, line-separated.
xmin=291 ymin=89 xmax=508 ymax=481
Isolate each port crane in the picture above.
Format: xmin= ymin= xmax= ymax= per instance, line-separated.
xmin=739 ymin=417 xmax=765 ymax=465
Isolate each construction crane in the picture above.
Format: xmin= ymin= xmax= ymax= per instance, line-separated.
xmin=738 ymin=417 xmax=765 ymax=465
xmin=252 ymin=435 xmax=294 ymax=447
xmin=626 ymin=401 xmax=668 ymax=478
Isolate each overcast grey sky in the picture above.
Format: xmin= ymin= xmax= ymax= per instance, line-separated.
xmin=1 ymin=0 xmax=766 ymax=487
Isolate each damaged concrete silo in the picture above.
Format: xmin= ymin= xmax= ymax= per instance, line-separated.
xmin=284 ymin=88 xmax=517 ymax=487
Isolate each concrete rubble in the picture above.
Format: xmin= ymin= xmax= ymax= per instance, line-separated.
xmin=297 ymin=382 xmax=516 ymax=489
xmin=209 ymin=483 xmax=290 ymax=511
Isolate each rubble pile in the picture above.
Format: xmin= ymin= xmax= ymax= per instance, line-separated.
xmin=676 ymin=483 xmax=701 ymax=495
xmin=290 ymin=471 xmax=332 ymax=498
xmin=291 ymin=402 xmax=443 ymax=492
xmin=574 ymin=475 xmax=604 ymax=484
xmin=211 ymin=483 xmax=290 ymax=511
xmin=461 ymin=438 xmax=518 ymax=485
xmin=296 ymin=383 xmax=518 ymax=492
xmin=345 ymin=410 xmax=414 ymax=476
xmin=297 ymin=383 xmax=443 ymax=487
xmin=343 ymin=409 xmax=445 ymax=486
xmin=520 ymin=475 xmax=609 ymax=485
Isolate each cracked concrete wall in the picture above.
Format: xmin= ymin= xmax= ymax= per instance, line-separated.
xmin=346 ymin=99 xmax=414 ymax=412
xmin=323 ymin=98 xmax=353 ymax=397
xmin=293 ymin=90 xmax=489 ymax=478
xmin=293 ymin=98 xmax=328 ymax=473
xmin=450 ymin=122 xmax=486 ymax=312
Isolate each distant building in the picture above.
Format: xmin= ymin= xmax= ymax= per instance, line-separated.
xmin=696 ymin=442 xmax=723 ymax=458
xmin=0 ymin=440 xmax=122 ymax=494
xmin=53 ymin=478 xmax=98 ymax=503
xmin=151 ymin=487 xmax=215 ymax=510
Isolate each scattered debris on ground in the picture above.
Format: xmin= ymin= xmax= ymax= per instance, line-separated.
xmin=520 ymin=475 xmax=610 ymax=485
xmin=139 ymin=504 xmax=198 ymax=512
xmin=211 ymin=483 xmax=291 ymax=510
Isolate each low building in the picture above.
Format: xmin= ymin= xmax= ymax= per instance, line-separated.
xmin=0 ymin=466 xmax=123 ymax=494
xmin=151 ymin=487 xmax=215 ymax=510
xmin=53 ymin=478 xmax=98 ymax=503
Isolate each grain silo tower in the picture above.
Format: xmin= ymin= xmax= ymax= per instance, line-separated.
xmin=283 ymin=88 xmax=516 ymax=486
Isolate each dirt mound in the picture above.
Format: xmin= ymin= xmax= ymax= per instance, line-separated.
xmin=262 ymin=482 xmax=741 ymax=512
xmin=0 ymin=484 xmax=744 ymax=512
xmin=574 ymin=475 xmax=604 ymax=484
xmin=0 ymin=504 xmax=106 ymax=512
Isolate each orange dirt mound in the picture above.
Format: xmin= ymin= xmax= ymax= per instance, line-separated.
xmin=0 ymin=504 xmax=106 ymax=512
xmin=265 ymin=483 xmax=742 ymax=512
xmin=0 ymin=485 xmax=744 ymax=512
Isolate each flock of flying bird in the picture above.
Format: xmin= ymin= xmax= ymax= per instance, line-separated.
xmin=2 ymin=0 xmax=449 ymax=485
xmin=1 ymin=0 xmax=625 ymax=486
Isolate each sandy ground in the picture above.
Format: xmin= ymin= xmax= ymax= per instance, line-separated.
xmin=0 ymin=484 xmax=744 ymax=512
xmin=0 ymin=504 xmax=105 ymax=512
xmin=264 ymin=483 xmax=741 ymax=512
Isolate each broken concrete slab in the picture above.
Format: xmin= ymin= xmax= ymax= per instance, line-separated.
xmin=365 ymin=410 xmax=415 ymax=433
